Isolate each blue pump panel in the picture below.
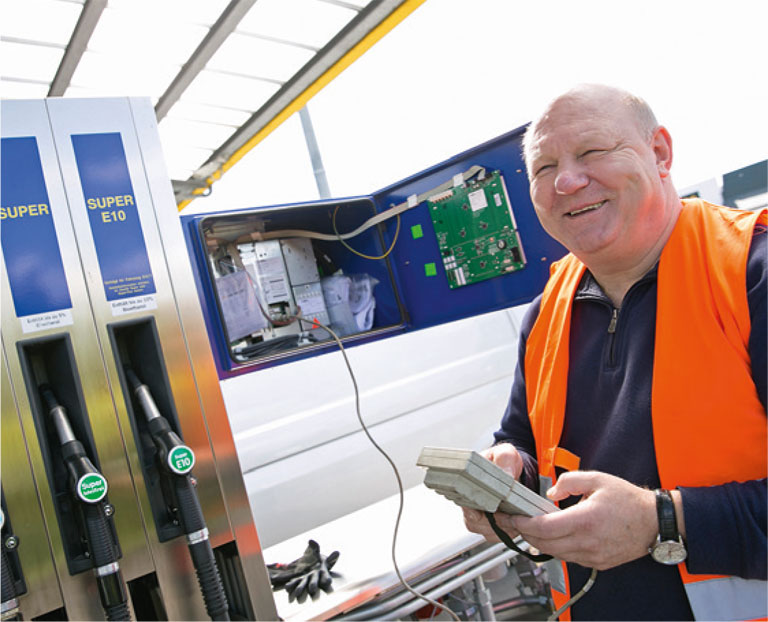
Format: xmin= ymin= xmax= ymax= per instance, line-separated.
xmin=181 ymin=125 xmax=566 ymax=379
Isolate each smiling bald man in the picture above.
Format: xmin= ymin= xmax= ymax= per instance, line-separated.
xmin=463 ymin=84 xmax=767 ymax=621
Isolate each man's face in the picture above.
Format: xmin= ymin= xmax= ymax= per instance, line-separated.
xmin=525 ymin=97 xmax=669 ymax=265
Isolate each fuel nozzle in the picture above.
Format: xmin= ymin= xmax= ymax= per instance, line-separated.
xmin=123 ymin=367 xmax=195 ymax=476
xmin=38 ymin=384 xmax=107 ymax=504
xmin=36 ymin=386 xmax=129 ymax=620
xmin=123 ymin=368 xmax=228 ymax=620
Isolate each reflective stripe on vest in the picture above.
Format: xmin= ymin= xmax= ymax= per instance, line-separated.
xmin=685 ymin=576 xmax=768 ymax=621
xmin=525 ymin=200 xmax=767 ymax=619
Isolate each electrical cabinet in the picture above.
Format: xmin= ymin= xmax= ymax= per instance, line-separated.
xmin=182 ymin=125 xmax=566 ymax=379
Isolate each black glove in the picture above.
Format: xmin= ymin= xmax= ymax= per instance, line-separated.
xmin=267 ymin=540 xmax=324 ymax=587
xmin=267 ymin=540 xmax=340 ymax=603
xmin=284 ymin=549 xmax=339 ymax=603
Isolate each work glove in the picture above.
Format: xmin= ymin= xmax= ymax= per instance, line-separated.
xmin=266 ymin=540 xmax=340 ymax=603
xmin=284 ymin=549 xmax=340 ymax=603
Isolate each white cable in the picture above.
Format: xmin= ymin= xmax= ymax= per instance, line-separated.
xmin=243 ymin=165 xmax=486 ymax=244
xmin=305 ymin=315 xmax=462 ymax=622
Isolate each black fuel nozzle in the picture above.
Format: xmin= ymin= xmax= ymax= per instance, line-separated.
xmin=123 ymin=367 xmax=195 ymax=476
xmin=36 ymin=386 xmax=130 ymax=620
xmin=123 ymin=368 xmax=228 ymax=620
xmin=38 ymin=384 xmax=105 ymax=497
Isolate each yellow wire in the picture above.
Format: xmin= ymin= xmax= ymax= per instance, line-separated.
xmin=332 ymin=205 xmax=400 ymax=259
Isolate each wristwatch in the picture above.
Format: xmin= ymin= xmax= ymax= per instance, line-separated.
xmin=649 ymin=488 xmax=687 ymax=564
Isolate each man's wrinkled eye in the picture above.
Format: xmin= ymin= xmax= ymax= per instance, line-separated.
xmin=581 ymin=149 xmax=604 ymax=158
xmin=534 ymin=163 xmax=554 ymax=177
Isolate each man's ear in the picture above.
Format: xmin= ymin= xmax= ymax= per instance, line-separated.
xmin=652 ymin=126 xmax=673 ymax=178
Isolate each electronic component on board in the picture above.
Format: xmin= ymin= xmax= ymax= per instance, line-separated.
xmin=427 ymin=170 xmax=526 ymax=288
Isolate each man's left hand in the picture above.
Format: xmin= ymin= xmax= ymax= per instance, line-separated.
xmin=510 ymin=471 xmax=659 ymax=570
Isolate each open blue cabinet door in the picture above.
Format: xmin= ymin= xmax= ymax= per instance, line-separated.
xmin=371 ymin=124 xmax=565 ymax=331
xmin=180 ymin=124 xmax=566 ymax=379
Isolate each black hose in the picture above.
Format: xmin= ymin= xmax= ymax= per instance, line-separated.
xmin=1 ymin=544 xmax=21 ymax=621
xmin=1 ymin=544 xmax=16 ymax=602
xmin=188 ymin=539 xmax=230 ymax=621
xmin=83 ymin=503 xmax=130 ymax=621
xmin=123 ymin=367 xmax=141 ymax=392
xmin=174 ymin=475 xmax=229 ymax=621
xmin=101 ymin=579 xmax=132 ymax=622
xmin=38 ymin=383 xmax=59 ymax=412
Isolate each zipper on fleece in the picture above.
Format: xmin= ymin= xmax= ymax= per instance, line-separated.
xmin=607 ymin=307 xmax=619 ymax=366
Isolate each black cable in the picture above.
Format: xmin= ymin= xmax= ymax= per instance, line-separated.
xmin=483 ymin=512 xmax=553 ymax=563
xmin=234 ymin=334 xmax=303 ymax=358
xmin=482 ymin=512 xmax=598 ymax=620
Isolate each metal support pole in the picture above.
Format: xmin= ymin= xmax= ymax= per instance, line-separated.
xmin=299 ymin=106 xmax=331 ymax=199
xmin=471 ymin=574 xmax=496 ymax=621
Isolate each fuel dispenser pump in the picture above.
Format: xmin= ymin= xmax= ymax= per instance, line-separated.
xmin=124 ymin=367 xmax=230 ymax=621
xmin=1 ymin=95 xmax=285 ymax=621
xmin=1 ymin=492 xmax=26 ymax=622
xmin=38 ymin=385 xmax=131 ymax=621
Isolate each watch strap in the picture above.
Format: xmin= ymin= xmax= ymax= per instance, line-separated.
xmin=655 ymin=488 xmax=678 ymax=540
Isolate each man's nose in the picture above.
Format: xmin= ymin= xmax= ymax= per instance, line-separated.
xmin=554 ymin=166 xmax=589 ymax=195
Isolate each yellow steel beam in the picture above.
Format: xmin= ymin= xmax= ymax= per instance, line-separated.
xmin=178 ymin=0 xmax=427 ymax=211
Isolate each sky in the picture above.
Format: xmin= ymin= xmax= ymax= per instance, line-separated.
xmin=182 ymin=0 xmax=767 ymax=215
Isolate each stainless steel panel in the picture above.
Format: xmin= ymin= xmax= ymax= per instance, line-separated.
xmin=38 ymin=96 xmax=276 ymax=620
xmin=38 ymin=96 xmax=217 ymax=620
xmin=2 ymin=96 xmax=276 ymax=620
xmin=130 ymin=97 xmax=278 ymax=620
xmin=1 ymin=99 xmax=150 ymax=620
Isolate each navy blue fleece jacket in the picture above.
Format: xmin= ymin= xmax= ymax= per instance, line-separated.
xmin=494 ymin=228 xmax=766 ymax=620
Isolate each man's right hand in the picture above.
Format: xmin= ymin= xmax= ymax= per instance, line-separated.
xmin=462 ymin=444 xmax=523 ymax=541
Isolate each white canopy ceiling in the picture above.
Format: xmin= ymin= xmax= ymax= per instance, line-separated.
xmin=1 ymin=0 xmax=411 ymax=204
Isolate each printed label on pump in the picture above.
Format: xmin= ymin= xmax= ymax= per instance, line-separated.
xmin=1 ymin=136 xmax=74 ymax=332
xmin=168 ymin=445 xmax=195 ymax=475
xmin=77 ymin=473 xmax=108 ymax=503
xmin=70 ymin=132 xmax=157 ymax=316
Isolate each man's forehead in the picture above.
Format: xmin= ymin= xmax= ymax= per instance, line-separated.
xmin=528 ymin=122 xmax=616 ymax=159
xmin=527 ymin=100 xmax=636 ymax=157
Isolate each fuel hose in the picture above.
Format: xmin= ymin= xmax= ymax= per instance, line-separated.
xmin=124 ymin=369 xmax=229 ymax=621
xmin=1 ymin=507 xmax=22 ymax=622
xmin=39 ymin=385 xmax=131 ymax=621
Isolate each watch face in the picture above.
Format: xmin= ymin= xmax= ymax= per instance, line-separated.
xmin=651 ymin=539 xmax=687 ymax=565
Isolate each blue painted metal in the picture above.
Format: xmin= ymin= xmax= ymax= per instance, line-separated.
xmin=371 ymin=124 xmax=565 ymax=330
xmin=180 ymin=124 xmax=567 ymax=379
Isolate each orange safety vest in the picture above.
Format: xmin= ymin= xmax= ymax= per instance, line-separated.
xmin=525 ymin=199 xmax=767 ymax=620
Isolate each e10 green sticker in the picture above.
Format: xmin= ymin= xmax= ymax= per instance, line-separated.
xmin=77 ymin=473 xmax=108 ymax=503
xmin=168 ymin=445 xmax=195 ymax=475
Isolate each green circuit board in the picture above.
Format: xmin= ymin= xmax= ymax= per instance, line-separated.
xmin=427 ymin=170 xmax=526 ymax=288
